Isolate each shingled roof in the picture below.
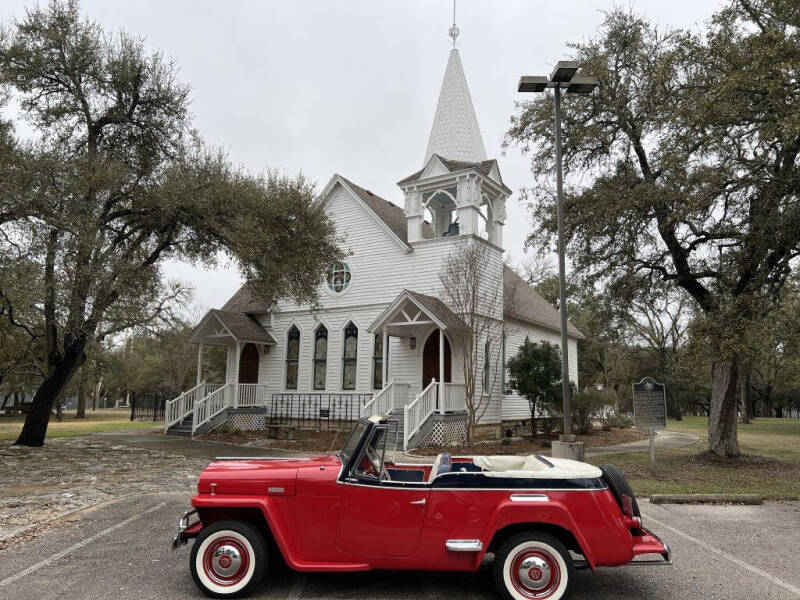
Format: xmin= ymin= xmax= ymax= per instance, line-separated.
xmin=503 ymin=265 xmax=584 ymax=339
xmin=338 ymin=176 xmax=434 ymax=243
xmin=405 ymin=290 xmax=467 ymax=332
xmin=221 ymin=284 xmax=271 ymax=314
xmin=191 ymin=309 xmax=276 ymax=344
xmin=397 ymin=154 xmax=499 ymax=186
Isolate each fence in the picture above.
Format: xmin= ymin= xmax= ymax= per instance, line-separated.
xmin=130 ymin=393 xmax=167 ymax=422
xmin=267 ymin=393 xmax=371 ymax=430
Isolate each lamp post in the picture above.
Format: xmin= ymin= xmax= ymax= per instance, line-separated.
xmin=518 ymin=62 xmax=597 ymax=447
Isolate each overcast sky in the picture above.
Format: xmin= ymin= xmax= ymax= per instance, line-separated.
xmin=2 ymin=0 xmax=721 ymax=315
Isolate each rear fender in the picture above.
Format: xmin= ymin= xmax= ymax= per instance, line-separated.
xmin=479 ymin=498 xmax=596 ymax=571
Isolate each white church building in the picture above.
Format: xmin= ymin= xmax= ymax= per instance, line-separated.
xmin=168 ymin=32 xmax=583 ymax=448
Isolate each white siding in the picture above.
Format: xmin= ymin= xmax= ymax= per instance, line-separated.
xmin=501 ymin=317 xmax=579 ymax=421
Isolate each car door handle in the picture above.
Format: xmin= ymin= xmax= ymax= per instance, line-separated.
xmin=410 ymin=499 xmax=426 ymax=506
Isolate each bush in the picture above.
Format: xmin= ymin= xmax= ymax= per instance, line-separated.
xmin=540 ymin=438 xmax=552 ymax=448
xmin=568 ymin=390 xmax=609 ymax=434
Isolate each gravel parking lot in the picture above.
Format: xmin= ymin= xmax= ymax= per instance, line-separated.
xmin=1 ymin=492 xmax=798 ymax=600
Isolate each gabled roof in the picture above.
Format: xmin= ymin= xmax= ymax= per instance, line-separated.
xmin=335 ymin=175 xmax=434 ymax=244
xmin=424 ymin=49 xmax=487 ymax=164
xmin=222 ymin=284 xmax=271 ymax=314
xmin=190 ymin=309 xmax=276 ymax=345
xmin=503 ymin=266 xmax=585 ymax=339
xmin=397 ymin=153 xmax=502 ymax=187
xmin=405 ymin=291 xmax=467 ymax=333
xmin=369 ymin=289 xmax=466 ymax=334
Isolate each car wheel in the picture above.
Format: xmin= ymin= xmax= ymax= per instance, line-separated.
xmin=494 ymin=531 xmax=573 ymax=600
xmin=190 ymin=520 xmax=267 ymax=598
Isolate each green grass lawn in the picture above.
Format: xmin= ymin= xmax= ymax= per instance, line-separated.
xmin=586 ymin=416 xmax=800 ymax=500
xmin=0 ymin=408 xmax=161 ymax=441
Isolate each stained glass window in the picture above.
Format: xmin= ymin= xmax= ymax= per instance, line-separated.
xmin=373 ymin=334 xmax=384 ymax=390
xmin=342 ymin=322 xmax=358 ymax=390
xmin=285 ymin=325 xmax=300 ymax=390
xmin=313 ymin=326 xmax=328 ymax=390
xmin=326 ymin=262 xmax=351 ymax=293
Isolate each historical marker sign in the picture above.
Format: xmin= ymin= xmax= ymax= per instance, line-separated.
xmin=632 ymin=377 xmax=667 ymax=431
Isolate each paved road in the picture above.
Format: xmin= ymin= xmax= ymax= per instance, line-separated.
xmin=1 ymin=493 xmax=798 ymax=600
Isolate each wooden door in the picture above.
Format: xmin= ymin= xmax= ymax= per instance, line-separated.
xmin=238 ymin=343 xmax=260 ymax=384
xmin=421 ymin=330 xmax=451 ymax=388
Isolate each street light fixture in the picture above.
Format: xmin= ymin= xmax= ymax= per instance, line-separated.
xmin=517 ymin=61 xmax=598 ymax=447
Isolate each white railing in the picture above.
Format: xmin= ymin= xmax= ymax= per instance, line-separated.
xmin=403 ymin=380 xmax=438 ymax=450
xmin=362 ymin=381 xmax=413 ymax=418
xmin=439 ymin=383 xmax=466 ymax=413
xmin=236 ymin=383 xmax=269 ymax=407
xmin=164 ymin=382 xmax=224 ymax=432
xmin=165 ymin=381 xmax=207 ymax=431
xmin=192 ymin=383 xmax=233 ymax=434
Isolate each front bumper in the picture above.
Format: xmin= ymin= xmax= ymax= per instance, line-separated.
xmin=171 ymin=509 xmax=203 ymax=549
xmin=629 ymin=527 xmax=672 ymax=565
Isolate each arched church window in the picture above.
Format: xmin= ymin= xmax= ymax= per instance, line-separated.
xmin=313 ymin=325 xmax=328 ymax=390
xmin=373 ymin=334 xmax=384 ymax=390
xmin=326 ymin=262 xmax=351 ymax=293
xmin=285 ymin=325 xmax=300 ymax=390
xmin=483 ymin=341 xmax=491 ymax=393
xmin=342 ymin=322 xmax=358 ymax=390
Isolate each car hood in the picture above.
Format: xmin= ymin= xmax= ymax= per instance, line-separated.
xmin=197 ymin=454 xmax=341 ymax=496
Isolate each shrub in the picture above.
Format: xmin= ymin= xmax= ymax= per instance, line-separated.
xmin=568 ymin=390 xmax=609 ymax=434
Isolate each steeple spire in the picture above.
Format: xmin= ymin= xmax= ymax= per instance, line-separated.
xmin=448 ymin=1 xmax=459 ymax=48
xmin=423 ymin=14 xmax=487 ymax=165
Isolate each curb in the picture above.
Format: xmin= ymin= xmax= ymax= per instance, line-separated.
xmin=650 ymin=493 xmax=763 ymax=505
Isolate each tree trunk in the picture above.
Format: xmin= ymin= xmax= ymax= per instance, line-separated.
xmin=14 ymin=337 xmax=87 ymax=447
xmin=75 ymin=366 xmax=88 ymax=419
xmin=708 ymin=359 xmax=740 ymax=457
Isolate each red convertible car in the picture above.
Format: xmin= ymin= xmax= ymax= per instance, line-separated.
xmin=173 ymin=416 xmax=670 ymax=599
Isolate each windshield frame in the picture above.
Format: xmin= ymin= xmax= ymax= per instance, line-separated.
xmin=338 ymin=419 xmax=370 ymax=465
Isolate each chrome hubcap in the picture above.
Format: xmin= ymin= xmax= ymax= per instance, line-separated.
xmin=211 ymin=544 xmax=243 ymax=578
xmin=518 ymin=555 xmax=552 ymax=591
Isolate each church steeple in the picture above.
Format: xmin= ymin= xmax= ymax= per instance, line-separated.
xmin=423 ymin=47 xmax=487 ymax=164
xmin=400 ymin=15 xmax=508 ymax=249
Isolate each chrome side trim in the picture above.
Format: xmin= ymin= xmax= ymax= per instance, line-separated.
xmin=510 ymin=493 xmax=549 ymax=502
xmin=446 ymin=539 xmax=484 ymax=552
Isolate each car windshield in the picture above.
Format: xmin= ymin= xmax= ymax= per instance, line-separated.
xmin=339 ymin=420 xmax=368 ymax=464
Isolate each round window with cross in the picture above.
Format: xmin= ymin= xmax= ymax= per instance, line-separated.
xmin=326 ymin=262 xmax=351 ymax=293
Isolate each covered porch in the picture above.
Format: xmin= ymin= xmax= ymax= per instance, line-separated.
xmin=165 ymin=310 xmax=276 ymax=433
xmin=368 ymin=290 xmax=468 ymax=448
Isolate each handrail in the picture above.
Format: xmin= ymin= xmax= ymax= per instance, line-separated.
xmin=362 ymin=380 xmax=394 ymax=417
xmin=165 ymin=380 xmax=208 ymax=431
xmin=192 ymin=383 xmax=233 ymax=434
xmin=237 ymin=383 xmax=269 ymax=407
xmin=403 ymin=379 xmax=438 ymax=450
xmin=440 ymin=382 xmax=466 ymax=414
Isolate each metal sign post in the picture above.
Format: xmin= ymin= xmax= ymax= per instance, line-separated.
xmin=632 ymin=377 xmax=667 ymax=470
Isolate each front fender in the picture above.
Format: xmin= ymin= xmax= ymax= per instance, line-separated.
xmin=190 ymin=494 xmax=369 ymax=572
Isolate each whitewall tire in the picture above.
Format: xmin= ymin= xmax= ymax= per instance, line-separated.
xmin=494 ymin=532 xmax=573 ymax=600
xmin=190 ymin=520 xmax=267 ymax=598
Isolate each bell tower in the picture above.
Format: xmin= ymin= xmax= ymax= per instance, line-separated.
xmin=398 ymin=16 xmax=509 ymax=248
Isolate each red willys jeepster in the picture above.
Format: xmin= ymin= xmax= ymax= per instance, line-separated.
xmin=173 ymin=416 xmax=671 ymax=600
